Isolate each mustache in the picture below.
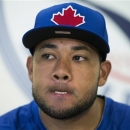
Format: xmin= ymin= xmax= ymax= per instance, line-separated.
xmin=48 ymin=82 xmax=74 ymax=94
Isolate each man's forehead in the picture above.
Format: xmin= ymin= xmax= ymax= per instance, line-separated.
xmin=36 ymin=38 xmax=99 ymax=56
xmin=37 ymin=38 xmax=94 ymax=49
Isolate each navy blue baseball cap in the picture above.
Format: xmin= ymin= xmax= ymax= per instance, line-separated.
xmin=22 ymin=2 xmax=110 ymax=61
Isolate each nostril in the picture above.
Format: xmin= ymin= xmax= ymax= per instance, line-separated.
xmin=54 ymin=75 xmax=59 ymax=79
xmin=53 ymin=75 xmax=69 ymax=80
xmin=63 ymin=76 xmax=68 ymax=80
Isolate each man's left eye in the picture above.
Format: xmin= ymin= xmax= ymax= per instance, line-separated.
xmin=73 ymin=56 xmax=86 ymax=61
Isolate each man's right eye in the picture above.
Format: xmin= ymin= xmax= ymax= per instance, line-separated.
xmin=42 ymin=54 xmax=55 ymax=59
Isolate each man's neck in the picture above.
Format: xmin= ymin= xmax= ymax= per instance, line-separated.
xmin=40 ymin=97 xmax=105 ymax=130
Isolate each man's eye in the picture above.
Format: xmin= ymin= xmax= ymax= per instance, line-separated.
xmin=42 ymin=54 xmax=55 ymax=59
xmin=73 ymin=56 xmax=86 ymax=61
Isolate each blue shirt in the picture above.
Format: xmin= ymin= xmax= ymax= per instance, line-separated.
xmin=0 ymin=97 xmax=130 ymax=130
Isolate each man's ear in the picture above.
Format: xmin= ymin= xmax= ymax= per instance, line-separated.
xmin=98 ymin=60 xmax=112 ymax=86
xmin=26 ymin=56 xmax=33 ymax=82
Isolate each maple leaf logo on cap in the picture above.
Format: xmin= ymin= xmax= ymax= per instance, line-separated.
xmin=51 ymin=5 xmax=85 ymax=27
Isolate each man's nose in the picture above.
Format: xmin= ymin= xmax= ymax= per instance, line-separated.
xmin=52 ymin=58 xmax=72 ymax=82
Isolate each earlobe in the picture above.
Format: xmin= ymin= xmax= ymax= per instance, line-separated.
xmin=26 ymin=56 xmax=33 ymax=82
xmin=98 ymin=60 xmax=112 ymax=86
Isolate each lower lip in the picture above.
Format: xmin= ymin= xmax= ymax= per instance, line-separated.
xmin=50 ymin=92 xmax=71 ymax=98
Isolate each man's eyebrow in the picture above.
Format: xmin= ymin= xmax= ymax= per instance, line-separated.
xmin=71 ymin=45 xmax=92 ymax=55
xmin=39 ymin=43 xmax=57 ymax=50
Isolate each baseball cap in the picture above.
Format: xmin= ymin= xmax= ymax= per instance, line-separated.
xmin=22 ymin=2 xmax=110 ymax=61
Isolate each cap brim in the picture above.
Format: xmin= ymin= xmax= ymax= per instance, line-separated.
xmin=22 ymin=26 xmax=109 ymax=54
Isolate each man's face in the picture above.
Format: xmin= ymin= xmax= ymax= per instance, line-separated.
xmin=27 ymin=38 xmax=106 ymax=119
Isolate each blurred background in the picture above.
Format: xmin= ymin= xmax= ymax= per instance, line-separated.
xmin=0 ymin=0 xmax=130 ymax=115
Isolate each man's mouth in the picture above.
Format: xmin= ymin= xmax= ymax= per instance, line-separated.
xmin=54 ymin=91 xmax=67 ymax=94
xmin=48 ymin=83 xmax=74 ymax=96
